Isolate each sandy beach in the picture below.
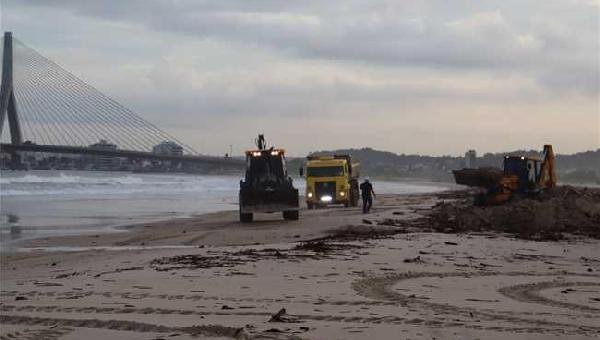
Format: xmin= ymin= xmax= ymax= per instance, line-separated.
xmin=1 ymin=1 xmax=598 ymax=338
xmin=1 ymin=191 xmax=599 ymax=340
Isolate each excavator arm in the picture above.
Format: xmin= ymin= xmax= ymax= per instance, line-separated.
xmin=538 ymin=144 xmax=557 ymax=189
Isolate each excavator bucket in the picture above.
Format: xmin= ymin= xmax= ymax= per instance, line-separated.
xmin=452 ymin=167 xmax=505 ymax=188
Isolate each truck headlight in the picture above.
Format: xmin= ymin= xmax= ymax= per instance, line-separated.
xmin=320 ymin=195 xmax=333 ymax=202
xmin=340 ymin=191 xmax=345 ymax=196
xmin=307 ymin=192 xmax=313 ymax=198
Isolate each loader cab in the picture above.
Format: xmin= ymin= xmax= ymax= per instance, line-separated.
xmin=244 ymin=149 xmax=287 ymax=183
xmin=503 ymin=156 xmax=541 ymax=192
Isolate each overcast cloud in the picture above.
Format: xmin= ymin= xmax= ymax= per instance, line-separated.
xmin=1 ymin=0 xmax=598 ymax=155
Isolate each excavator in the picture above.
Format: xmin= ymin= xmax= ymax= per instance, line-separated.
xmin=453 ymin=145 xmax=557 ymax=205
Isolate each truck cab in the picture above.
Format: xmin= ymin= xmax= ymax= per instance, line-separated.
xmin=304 ymin=155 xmax=359 ymax=209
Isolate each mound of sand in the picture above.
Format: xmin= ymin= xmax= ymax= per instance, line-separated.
xmin=428 ymin=186 xmax=600 ymax=240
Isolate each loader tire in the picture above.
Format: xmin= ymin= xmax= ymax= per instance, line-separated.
xmin=283 ymin=210 xmax=299 ymax=220
xmin=240 ymin=211 xmax=253 ymax=223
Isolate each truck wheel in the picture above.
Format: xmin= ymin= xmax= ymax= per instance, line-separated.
xmin=307 ymin=202 xmax=314 ymax=209
xmin=240 ymin=211 xmax=253 ymax=223
xmin=350 ymin=181 xmax=359 ymax=206
xmin=283 ymin=210 xmax=299 ymax=220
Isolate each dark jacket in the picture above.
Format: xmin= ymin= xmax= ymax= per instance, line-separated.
xmin=360 ymin=181 xmax=373 ymax=198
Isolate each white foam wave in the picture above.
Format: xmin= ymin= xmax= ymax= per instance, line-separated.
xmin=1 ymin=171 xmax=448 ymax=198
xmin=0 ymin=173 xmax=144 ymax=185
xmin=1 ymin=171 xmax=240 ymax=196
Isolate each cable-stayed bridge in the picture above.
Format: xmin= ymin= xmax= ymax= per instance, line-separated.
xmin=0 ymin=32 xmax=243 ymax=170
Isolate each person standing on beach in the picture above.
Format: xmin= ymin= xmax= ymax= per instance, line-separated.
xmin=360 ymin=178 xmax=376 ymax=213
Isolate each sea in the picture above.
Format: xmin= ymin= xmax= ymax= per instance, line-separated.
xmin=0 ymin=170 xmax=450 ymax=248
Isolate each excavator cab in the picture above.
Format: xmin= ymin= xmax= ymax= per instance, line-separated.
xmin=503 ymin=144 xmax=556 ymax=193
xmin=503 ymin=156 xmax=541 ymax=192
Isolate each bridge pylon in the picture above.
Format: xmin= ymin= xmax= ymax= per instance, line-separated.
xmin=0 ymin=31 xmax=23 ymax=145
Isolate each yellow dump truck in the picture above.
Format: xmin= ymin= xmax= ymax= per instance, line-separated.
xmin=302 ymin=155 xmax=360 ymax=209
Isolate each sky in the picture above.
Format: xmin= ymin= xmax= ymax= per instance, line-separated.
xmin=1 ymin=0 xmax=599 ymax=156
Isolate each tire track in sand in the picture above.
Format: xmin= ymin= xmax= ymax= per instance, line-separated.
xmin=0 ymin=304 xmax=272 ymax=318
xmin=0 ymin=315 xmax=253 ymax=340
xmin=352 ymin=271 xmax=600 ymax=336
xmin=3 ymin=288 xmax=597 ymax=319
xmin=0 ymin=326 xmax=73 ymax=340
xmin=1 ymin=289 xmax=398 ymax=306
xmin=1 ymin=301 xmax=595 ymax=336
xmin=499 ymin=281 xmax=600 ymax=313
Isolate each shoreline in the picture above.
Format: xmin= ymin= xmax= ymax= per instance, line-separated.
xmin=1 ymin=177 xmax=459 ymax=252
xmin=0 ymin=172 xmax=456 ymax=251
xmin=11 ymin=192 xmax=431 ymax=251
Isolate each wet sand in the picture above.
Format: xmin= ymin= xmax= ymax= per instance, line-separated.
xmin=1 ymin=192 xmax=599 ymax=339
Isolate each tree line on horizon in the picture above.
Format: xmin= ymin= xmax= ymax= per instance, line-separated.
xmin=288 ymin=148 xmax=600 ymax=184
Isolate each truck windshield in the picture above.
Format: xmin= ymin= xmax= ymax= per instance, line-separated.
xmin=307 ymin=166 xmax=344 ymax=177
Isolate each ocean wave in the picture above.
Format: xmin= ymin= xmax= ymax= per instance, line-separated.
xmin=1 ymin=185 xmax=239 ymax=196
xmin=0 ymin=172 xmax=240 ymax=196
xmin=1 ymin=172 xmax=447 ymax=197
xmin=0 ymin=173 xmax=144 ymax=185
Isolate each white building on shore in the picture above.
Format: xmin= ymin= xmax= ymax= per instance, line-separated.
xmin=153 ymin=141 xmax=183 ymax=156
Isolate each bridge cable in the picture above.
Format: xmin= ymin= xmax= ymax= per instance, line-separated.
xmin=16 ymin=50 xmax=89 ymax=146
xmin=19 ymin=50 xmax=139 ymax=149
xmin=13 ymin=38 xmax=198 ymax=154
xmin=13 ymin=62 xmax=64 ymax=145
xmin=17 ymin=51 xmax=90 ymax=146
xmin=14 ymin=41 xmax=147 ymax=150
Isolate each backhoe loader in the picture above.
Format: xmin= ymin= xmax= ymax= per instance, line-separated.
xmin=453 ymin=145 xmax=556 ymax=205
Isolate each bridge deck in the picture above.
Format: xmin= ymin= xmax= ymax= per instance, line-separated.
xmin=0 ymin=143 xmax=244 ymax=166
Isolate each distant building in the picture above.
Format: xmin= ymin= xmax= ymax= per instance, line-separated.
xmin=88 ymin=139 xmax=120 ymax=170
xmin=153 ymin=141 xmax=183 ymax=156
xmin=465 ymin=149 xmax=477 ymax=169
xmin=89 ymin=139 xmax=118 ymax=151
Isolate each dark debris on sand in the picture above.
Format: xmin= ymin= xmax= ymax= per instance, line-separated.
xmin=312 ymin=225 xmax=402 ymax=243
xmin=426 ymin=186 xmax=600 ymax=241
xmin=151 ymin=241 xmax=360 ymax=271
xmin=293 ymin=240 xmax=361 ymax=253
xmin=349 ymin=186 xmax=599 ymax=242
xmin=152 ymin=186 xmax=599 ymax=271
